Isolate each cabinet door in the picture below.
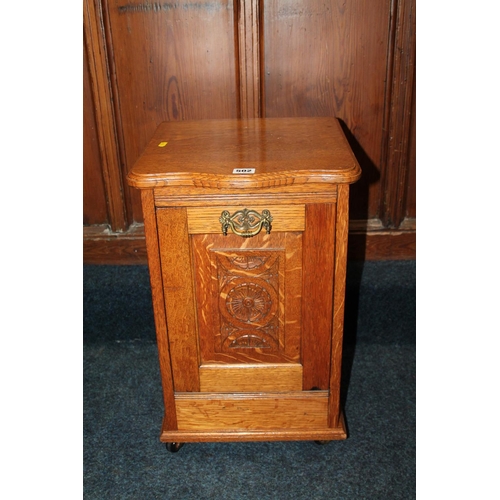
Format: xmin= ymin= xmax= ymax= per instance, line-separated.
xmin=157 ymin=203 xmax=336 ymax=394
xmin=192 ymin=230 xmax=302 ymax=392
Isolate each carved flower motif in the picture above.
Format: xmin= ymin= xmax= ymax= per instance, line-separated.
xmin=226 ymin=283 xmax=272 ymax=323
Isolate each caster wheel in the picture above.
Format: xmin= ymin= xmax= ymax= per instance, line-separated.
xmin=166 ymin=442 xmax=184 ymax=453
xmin=314 ymin=440 xmax=331 ymax=445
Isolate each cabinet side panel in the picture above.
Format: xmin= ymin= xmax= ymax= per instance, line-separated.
xmin=156 ymin=208 xmax=200 ymax=392
xmin=329 ymin=184 xmax=349 ymax=427
xmin=141 ymin=191 xmax=177 ymax=429
xmin=302 ymin=203 xmax=336 ymax=390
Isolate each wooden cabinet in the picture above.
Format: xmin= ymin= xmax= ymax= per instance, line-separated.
xmin=127 ymin=117 xmax=361 ymax=446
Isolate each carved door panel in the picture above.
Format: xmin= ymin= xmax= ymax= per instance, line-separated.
xmin=192 ymin=231 xmax=303 ymax=392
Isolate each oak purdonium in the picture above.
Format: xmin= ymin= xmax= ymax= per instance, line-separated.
xmin=127 ymin=118 xmax=361 ymax=446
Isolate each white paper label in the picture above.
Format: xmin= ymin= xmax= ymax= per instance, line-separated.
xmin=232 ymin=168 xmax=255 ymax=174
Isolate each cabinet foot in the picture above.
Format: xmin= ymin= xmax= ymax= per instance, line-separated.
xmin=165 ymin=442 xmax=184 ymax=453
xmin=314 ymin=440 xmax=331 ymax=445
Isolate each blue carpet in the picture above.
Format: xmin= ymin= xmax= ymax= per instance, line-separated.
xmin=84 ymin=261 xmax=415 ymax=499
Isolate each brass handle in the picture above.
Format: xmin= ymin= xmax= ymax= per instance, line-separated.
xmin=219 ymin=208 xmax=273 ymax=238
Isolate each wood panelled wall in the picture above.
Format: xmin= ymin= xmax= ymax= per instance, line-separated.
xmin=83 ymin=0 xmax=415 ymax=263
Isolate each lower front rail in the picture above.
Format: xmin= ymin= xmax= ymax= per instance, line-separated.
xmin=160 ymin=411 xmax=347 ymax=443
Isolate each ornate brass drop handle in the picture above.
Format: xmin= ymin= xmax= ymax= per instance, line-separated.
xmin=219 ymin=208 xmax=273 ymax=238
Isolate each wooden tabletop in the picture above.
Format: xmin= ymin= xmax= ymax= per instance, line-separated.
xmin=127 ymin=117 xmax=361 ymax=189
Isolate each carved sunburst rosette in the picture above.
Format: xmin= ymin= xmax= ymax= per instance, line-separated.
xmin=219 ymin=208 xmax=273 ymax=238
xmin=225 ymin=282 xmax=273 ymax=324
xmin=219 ymin=277 xmax=278 ymax=329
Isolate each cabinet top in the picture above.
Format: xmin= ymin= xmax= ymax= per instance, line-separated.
xmin=127 ymin=117 xmax=361 ymax=189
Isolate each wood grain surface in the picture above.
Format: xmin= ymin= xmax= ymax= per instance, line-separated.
xmin=199 ymin=364 xmax=303 ymax=393
xmin=175 ymin=391 xmax=329 ymax=430
xmin=186 ymin=205 xmax=305 ymax=234
xmin=192 ymin=231 xmax=302 ymax=367
xmin=156 ymin=207 xmax=200 ymax=393
xmin=127 ymin=117 xmax=361 ymax=188
xmin=140 ymin=191 xmax=177 ymax=430
xmin=301 ymin=204 xmax=336 ymax=391
xmin=160 ymin=413 xmax=347 ymax=442
xmin=329 ymin=184 xmax=349 ymax=427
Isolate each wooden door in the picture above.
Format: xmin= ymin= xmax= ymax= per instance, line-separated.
xmin=156 ymin=202 xmax=337 ymax=395
xmin=193 ymin=230 xmax=302 ymax=393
